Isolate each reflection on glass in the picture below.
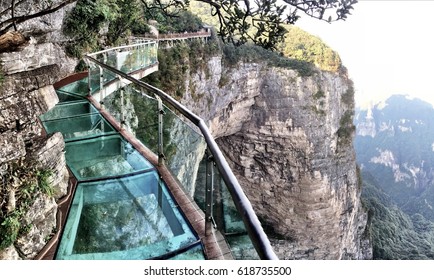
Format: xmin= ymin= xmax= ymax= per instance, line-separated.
xmin=56 ymin=172 xmax=199 ymax=260
xmin=42 ymin=114 xmax=116 ymax=141
xmin=40 ymin=101 xmax=98 ymax=121
xmin=65 ymin=135 xmax=153 ymax=181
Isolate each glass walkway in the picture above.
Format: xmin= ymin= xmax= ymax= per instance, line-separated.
xmin=41 ymin=77 xmax=204 ymax=260
xmin=39 ymin=39 xmax=277 ymax=260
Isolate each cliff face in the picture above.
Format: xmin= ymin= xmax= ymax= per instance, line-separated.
xmin=179 ymin=56 xmax=372 ymax=259
xmin=0 ymin=1 xmax=75 ymax=259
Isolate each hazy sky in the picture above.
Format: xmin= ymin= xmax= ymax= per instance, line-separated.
xmin=296 ymin=1 xmax=434 ymax=108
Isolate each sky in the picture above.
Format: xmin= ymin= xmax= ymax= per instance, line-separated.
xmin=296 ymin=0 xmax=434 ymax=108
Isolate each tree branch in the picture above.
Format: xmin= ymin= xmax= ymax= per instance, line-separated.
xmin=0 ymin=0 xmax=77 ymax=35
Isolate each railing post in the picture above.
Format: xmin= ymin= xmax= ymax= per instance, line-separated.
xmin=120 ymin=80 xmax=125 ymax=130
xmin=87 ymin=62 xmax=92 ymax=96
xmin=98 ymin=65 xmax=104 ymax=109
xmin=205 ymin=149 xmax=215 ymax=235
xmin=156 ymin=95 xmax=165 ymax=166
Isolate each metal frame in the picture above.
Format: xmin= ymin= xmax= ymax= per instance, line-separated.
xmin=84 ymin=53 xmax=278 ymax=260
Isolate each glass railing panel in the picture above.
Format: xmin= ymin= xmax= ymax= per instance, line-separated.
xmin=55 ymin=172 xmax=200 ymax=260
xmin=58 ymin=79 xmax=88 ymax=96
xmin=163 ymin=107 xmax=207 ymax=198
xmin=56 ymin=89 xmax=85 ymax=103
xmin=193 ymin=155 xmax=260 ymax=260
xmin=42 ymin=113 xmax=116 ymax=141
xmin=65 ymin=135 xmax=154 ymax=181
xmin=213 ymin=167 xmax=260 ymax=260
xmin=225 ymin=235 xmax=260 ymax=260
xmin=103 ymin=68 xmax=117 ymax=84
xmin=89 ymin=62 xmax=101 ymax=94
xmin=88 ymin=42 xmax=158 ymax=75
xmin=193 ymin=156 xmax=207 ymax=211
xmin=103 ymin=85 xmax=160 ymax=154
xmin=40 ymin=100 xmax=98 ymax=121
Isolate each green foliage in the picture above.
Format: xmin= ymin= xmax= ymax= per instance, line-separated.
xmin=362 ymin=171 xmax=434 ymax=259
xmin=143 ymin=39 xmax=219 ymax=97
xmin=189 ymin=0 xmax=357 ymax=50
xmin=189 ymin=2 xmax=220 ymax=27
xmin=278 ymin=25 xmax=342 ymax=73
xmin=337 ymin=110 xmax=355 ymax=143
xmin=64 ymin=0 xmax=114 ymax=57
xmin=36 ymin=169 xmax=54 ymax=197
xmin=0 ymin=159 xmax=54 ymax=250
xmin=0 ymin=211 xmax=21 ymax=250
xmin=341 ymin=82 xmax=354 ymax=106
xmin=64 ymin=0 xmax=148 ymax=58
xmin=222 ymin=43 xmax=315 ymax=77
xmin=313 ymin=88 xmax=325 ymax=100
xmin=157 ymin=10 xmax=203 ymax=34
xmin=74 ymin=59 xmax=88 ymax=72
xmin=149 ymin=42 xmax=189 ymax=98
xmin=107 ymin=0 xmax=143 ymax=45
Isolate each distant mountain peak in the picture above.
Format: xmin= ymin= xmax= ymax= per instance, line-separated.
xmin=355 ymin=92 xmax=434 ymax=224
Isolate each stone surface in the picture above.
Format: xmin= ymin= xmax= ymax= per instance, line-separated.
xmin=0 ymin=1 xmax=74 ymax=259
xmin=0 ymin=246 xmax=21 ymax=260
xmin=29 ymin=132 xmax=69 ymax=199
xmin=0 ymin=132 xmax=26 ymax=163
xmin=16 ymin=194 xmax=57 ymax=259
xmin=0 ymin=40 xmax=76 ymax=76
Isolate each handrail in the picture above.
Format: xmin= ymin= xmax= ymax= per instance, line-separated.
xmin=84 ymin=54 xmax=278 ymax=260
xmin=158 ymin=31 xmax=211 ymax=39
xmin=88 ymin=40 xmax=156 ymax=57
xmin=134 ymin=31 xmax=211 ymax=41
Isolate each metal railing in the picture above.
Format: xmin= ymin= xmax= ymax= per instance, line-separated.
xmin=84 ymin=44 xmax=278 ymax=260
xmin=134 ymin=31 xmax=211 ymax=41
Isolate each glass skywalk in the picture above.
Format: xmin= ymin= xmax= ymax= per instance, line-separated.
xmin=39 ymin=76 xmax=206 ymax=259
xmin=38 ymin=37 xmax=276 ymax=260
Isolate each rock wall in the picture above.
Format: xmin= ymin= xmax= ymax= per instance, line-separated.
xmin=179 ymin=56 xmax=372 ymax=259
xmin=0 ymin=1 xmax=76 ymax=259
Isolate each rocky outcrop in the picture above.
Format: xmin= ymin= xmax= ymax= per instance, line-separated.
xmin=0 ymin=1 xmax=75 ymax=259
xmin=178 ymin=55 xmax=372 ymax=259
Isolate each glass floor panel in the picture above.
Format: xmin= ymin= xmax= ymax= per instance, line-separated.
xmin=55 ymin=172 xmax=199 ymax=260
xmin=42 ymin=114 xmax=116 ymax=141
xmin=58 ymin=79 xmax=89 ymax=96
xmin=169 ymin=244 xmax=206 ymax=260
xmin=65 ymin=135 xmax=153 ymax=181
xmin=40 ymin=101 xmax=98 ymax=121
xmin=56 ymin=90 xmax=85 ymax=103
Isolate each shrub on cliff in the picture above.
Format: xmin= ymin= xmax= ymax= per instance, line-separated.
xmin=279 ymin=26 xmax=342 ymax=73
xmin=222 ymin=43 xmax=315 ymax=77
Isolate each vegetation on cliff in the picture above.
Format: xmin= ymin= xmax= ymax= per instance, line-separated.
xmin=0 ymin=159 xmax=54 ymax=251
xmin=278 ymin=26 xmax=343 ymax=72
xmin=63 ymin=0 xmax=149 ymax=57
xmin=362 ymin=171 xmax=434 ymax=259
